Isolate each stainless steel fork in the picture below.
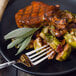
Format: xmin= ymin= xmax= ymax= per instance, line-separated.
xmin=0 ymin=44 xmax=54 ymax=69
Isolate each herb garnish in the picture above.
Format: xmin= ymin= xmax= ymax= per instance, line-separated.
xmin=4 ymin=28 xmax=39 ymax=55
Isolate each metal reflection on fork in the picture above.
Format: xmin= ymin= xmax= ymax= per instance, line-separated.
xmin=0 ymin=44 xmax=54 ymax=69
xmin=26 ymin=44 xmax=54 ymax=65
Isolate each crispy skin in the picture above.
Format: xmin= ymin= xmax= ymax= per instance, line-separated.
xmin=15 ymin=1 xmax=59 ymax=28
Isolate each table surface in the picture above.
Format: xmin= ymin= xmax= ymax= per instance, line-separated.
xmin=0 ymin=53 xmax=76 ymax=76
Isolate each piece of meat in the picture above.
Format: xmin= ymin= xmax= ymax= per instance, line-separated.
xmin=15 ymin=1 xmax=60 ymax=28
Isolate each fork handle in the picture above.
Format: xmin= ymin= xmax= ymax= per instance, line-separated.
xmin=0 ymin=61 xmax=16 ymax=69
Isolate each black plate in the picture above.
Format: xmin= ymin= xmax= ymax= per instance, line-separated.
xmin=0 ymin=0 xmax=76 ymax=75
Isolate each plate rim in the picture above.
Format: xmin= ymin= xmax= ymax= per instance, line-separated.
xmin=0 ymin=48 xmax=76 ymax=76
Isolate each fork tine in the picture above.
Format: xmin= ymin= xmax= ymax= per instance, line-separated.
xmin=29 ymin=47 xmax=50 ymax=59
xmin=32 ymin=51 xmax=54 ymax=65
xmin=31 ymin=49 xmax=52 ymax=62
xmin=26 ymin=45 xmax=48 ymax=55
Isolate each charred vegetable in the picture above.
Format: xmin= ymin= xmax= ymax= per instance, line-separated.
xmin=64 ymin=29 xmax=76 ymax=48
xmin=49 ymin=37 xmax=61 ymax=50
xmin=45 ymin=34 xmax=61 ymax=50
xmin=34 ymin=37 xmax=42 ymax=51
xmin=56 ymin=44 xmax=71 ymax=61
xmin=40 ymin=26 xmax=49 ymax=39
xmin=17 ymin=54 xmax=32 ymax=67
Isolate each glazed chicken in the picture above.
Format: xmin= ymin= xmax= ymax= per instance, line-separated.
xmin=15 ymin=1 xmax=60 ymax=28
